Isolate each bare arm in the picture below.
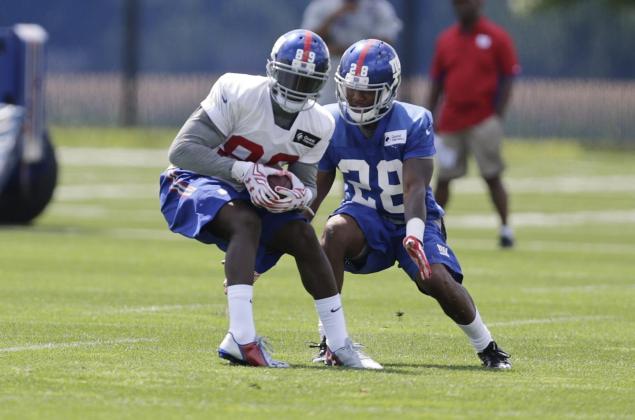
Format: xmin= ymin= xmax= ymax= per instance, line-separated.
xmin=402 ymin=157 xmax=434 ymax=222
xmin=401 ymin=157 xmax=434 ymax=279
xmin=308 ymin=169 xmax=336 ymax=217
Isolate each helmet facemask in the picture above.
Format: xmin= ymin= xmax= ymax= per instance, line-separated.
xmin=335 ymin=70 xmax=400 ymax=126
xmin=267 ymin=60 xmax=328 ymax=113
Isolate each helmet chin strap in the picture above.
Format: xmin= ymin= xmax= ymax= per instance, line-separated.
xmin=272 ymin=87 xmax=317 ymax=113
xmin=271 ymin=90 xmax=307 ymax=113
xmin=347 ymin=107 xmax=378 ymax=124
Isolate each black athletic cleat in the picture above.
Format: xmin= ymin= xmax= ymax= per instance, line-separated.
xmin=499 ymin=235 xmax=515 ymax=249
xmin=478 ymin=341 xmax=511 ymax=369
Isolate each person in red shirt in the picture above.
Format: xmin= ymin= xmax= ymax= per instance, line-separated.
xmin=427 ymin=0 xmax=520 ymax=248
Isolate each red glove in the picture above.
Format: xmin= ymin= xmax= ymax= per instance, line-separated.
xmin=403 ymin=235 xmax=432 ymax=280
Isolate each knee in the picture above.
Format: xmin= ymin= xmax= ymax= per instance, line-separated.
xmin=294 ymin=221 xmax=319 ymax=245
xmin=229 ymin=208 xmax=261 ymax=236
xmin=322 ymin=217 xmax=350 ymax=250
xmin=415 ymin=265 xmax=455 ymax=297
xmin=284 ymin=221 xmax=321 ymax=257
xmin=436 ymin=178 xmax=450 ymax=188
xmin=484 ymin=174 xmax=502 ymax=186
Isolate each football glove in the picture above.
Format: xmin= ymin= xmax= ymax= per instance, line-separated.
xmin=403 ymin=235 xmax=432 ymax=280
xmin=267 ymin=171 xmax=313 ymax=213
xmin=231 ymin=161 xmax=282 ymax=208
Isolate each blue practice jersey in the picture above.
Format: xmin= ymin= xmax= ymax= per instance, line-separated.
xmin=319 ymin=102 xmax=444 ymax=223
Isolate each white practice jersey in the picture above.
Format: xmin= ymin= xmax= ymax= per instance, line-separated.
xmin=200 ymin=73 xmax=335 ymax=168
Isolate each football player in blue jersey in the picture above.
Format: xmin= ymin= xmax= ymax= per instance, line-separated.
xmin=308 ymin=39 xmax=511 ymax=369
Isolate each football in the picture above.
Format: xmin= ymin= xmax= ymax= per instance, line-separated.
xmin=267 ymin=174 xmax=292 ymax=191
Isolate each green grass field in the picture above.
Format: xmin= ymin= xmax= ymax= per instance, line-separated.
xmin=1 ymin=127 xmax=634 ymax=419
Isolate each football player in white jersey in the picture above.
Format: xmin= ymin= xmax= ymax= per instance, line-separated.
xmin=308 ymin=39 xmax=511 ymax=369
xmin=159 ymin=29 xmax=381 ymax=369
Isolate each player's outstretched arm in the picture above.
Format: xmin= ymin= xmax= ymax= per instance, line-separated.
xmin=402 ymin=157 xmax=434 ymax=280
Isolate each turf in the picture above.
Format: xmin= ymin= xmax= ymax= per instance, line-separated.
xmin=1 ymin=128 xmax=634 ymax=419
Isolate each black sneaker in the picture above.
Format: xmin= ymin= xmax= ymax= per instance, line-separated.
xmin=308 ymin=336 xmax=327 ymax=363
xmin=499 ymin=235 xmax=515 ymax=249
xmin=478 ymin=341 xmax=511 ymax=369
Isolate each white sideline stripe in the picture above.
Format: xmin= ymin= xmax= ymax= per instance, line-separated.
xmin=48 ymin=203 xmax=109 ymax=217
xmin=53 ymin=180 xmax=635 ymax=201
xmin=48 ymin=193 xmax=635 ymax=230
xmin=48 ymin=204 xmax=158 ymax=221
xmin=57 ymin=147 xmax=635 ymax=193
xmin=59 ymin=147 xmax=167 ymax=168
xmin=453 ymin=175 xmax=635 ymax=194
xmin=0 ymin=338 xmax=158 ymax=353
xmin=446 ymin=209 xmax=635 ymax=229
xmin=56 ymin=184 xmax=158 ymax=200
xmin=489 ymin=316 xmax=613 ymax=327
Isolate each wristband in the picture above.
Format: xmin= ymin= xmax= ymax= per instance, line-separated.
xmin=303 ymin=188 xmax=313 ymax=205
xmin=406 ymin=217 xmax=425 ymax=243
xmin=230 ymin=161 xmax=252 ymax=182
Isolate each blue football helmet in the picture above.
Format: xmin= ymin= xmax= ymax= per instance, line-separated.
xmin=267 ymin=29 xmax=330 ymax=113
xmin=335 ymin=39 xmax=401 ymax=125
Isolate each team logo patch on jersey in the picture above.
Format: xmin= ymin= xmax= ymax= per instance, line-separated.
xmin=476 ymin=34 xmax=492 ymax=49
xmin=384 ymin=130 xmax=407 ymax=147
xmin=293 ymin=129 xmax=320 ymax=148
xmin=436 ymin=244 xmax=449 ymax=257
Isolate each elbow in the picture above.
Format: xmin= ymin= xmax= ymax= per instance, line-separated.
xmin=168 ymin=142 xmax=184 ymax=167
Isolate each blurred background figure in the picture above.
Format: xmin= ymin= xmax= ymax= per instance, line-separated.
xmin=427 ymin=0 xmax=520 ymax=248
xmin=301 ymin=0 xmax=402 ymax=104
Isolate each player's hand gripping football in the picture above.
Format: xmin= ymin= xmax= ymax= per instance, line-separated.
xmin=403 ymin=235 xmax=432 ymax=280
xmin=267 ymin=171 xmax=313 ymax=213
xmin=231 ymin=161 xmax=283 ymax=208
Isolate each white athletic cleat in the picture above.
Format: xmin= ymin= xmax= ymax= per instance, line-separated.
xmin=325 ymin=338 xmax=383 ymax=370
xmin=217 ymin=332 xmax=289 ymax=368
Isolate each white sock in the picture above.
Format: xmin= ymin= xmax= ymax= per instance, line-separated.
xmin=314 ymin=294 xmax=348 ymax=351
xmin=500 ymin=225 xmax=514 ymax=238
xmin=227 ymin=284 xmax=256 ymax=344
xmin=457 ymin=309 xmax=492 ymax=352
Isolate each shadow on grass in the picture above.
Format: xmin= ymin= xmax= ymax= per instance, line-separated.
xmin=290 ymin=362 xmax=488 ymax=374
xmin=383 ymin=363 xmax=485 ymax=372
